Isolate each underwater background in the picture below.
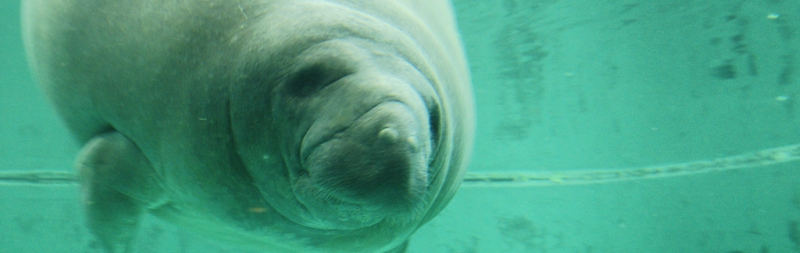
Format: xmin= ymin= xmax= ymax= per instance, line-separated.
xmin=2 ymin=0 xmax=799 ymax=252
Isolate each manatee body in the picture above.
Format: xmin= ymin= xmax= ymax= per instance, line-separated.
xmin=23 ymin=0 xmax=474 ymax=252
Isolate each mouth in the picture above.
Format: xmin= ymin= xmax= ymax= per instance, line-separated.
xmin=291 ymin=101 xmax=430 ymax=229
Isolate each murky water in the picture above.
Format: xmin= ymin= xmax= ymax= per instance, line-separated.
xmin=2 ymin=0 xmax=799 ymax=252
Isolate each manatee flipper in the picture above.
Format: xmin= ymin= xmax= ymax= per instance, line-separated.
xmin=76 ymin=132 xmax=164 ymax=253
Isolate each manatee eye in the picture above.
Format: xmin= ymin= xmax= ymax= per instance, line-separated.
xmin=285 ymin=61 xmax=350 ymax=97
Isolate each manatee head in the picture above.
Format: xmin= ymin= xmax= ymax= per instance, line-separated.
xmin=280 ymin=39 xmax=437 ymax=229
xmin=230 ymin=6 xmax=443 ymax=231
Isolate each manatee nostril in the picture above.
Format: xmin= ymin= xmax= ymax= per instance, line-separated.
xmin=285 ymin=62 xmax=350 ymax=97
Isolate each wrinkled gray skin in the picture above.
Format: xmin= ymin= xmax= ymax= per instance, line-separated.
xmin=22 ymin=0 xmax=474 ymax=252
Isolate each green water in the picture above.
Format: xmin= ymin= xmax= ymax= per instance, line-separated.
xmin=2 ymin=0 xmax=799 ymax=252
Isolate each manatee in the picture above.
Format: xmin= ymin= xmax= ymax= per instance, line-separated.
xmin=22 ymin=0 xmax=474 ymax=252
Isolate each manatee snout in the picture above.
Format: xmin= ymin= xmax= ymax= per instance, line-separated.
xmin=297 ymin=101 xmax=430 ymax=228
